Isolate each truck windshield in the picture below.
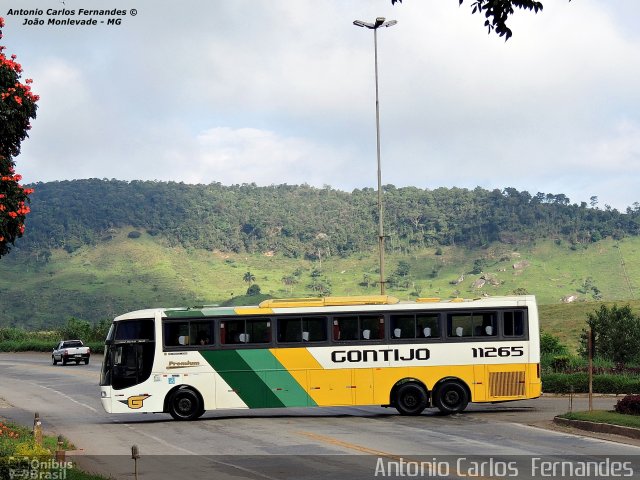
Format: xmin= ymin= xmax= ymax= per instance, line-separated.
xmin=100 ymin=319 xmax=155 ymax=390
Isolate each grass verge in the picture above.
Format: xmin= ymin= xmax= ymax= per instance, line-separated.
xmin=559 ymin=410 xmax=640 ymax=429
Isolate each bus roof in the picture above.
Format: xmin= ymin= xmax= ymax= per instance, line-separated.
xmin=113 ymin=295 xmax=537 ymax=321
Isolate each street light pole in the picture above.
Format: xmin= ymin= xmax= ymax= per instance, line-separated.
xmin=353 ymin=17 xmax=397 ymax=295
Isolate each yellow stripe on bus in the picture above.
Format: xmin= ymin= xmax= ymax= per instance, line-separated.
xmin=234 ymin=307 xmax=274 ymax=315
xmin=270 ymin=348 xmax=324 ymax=404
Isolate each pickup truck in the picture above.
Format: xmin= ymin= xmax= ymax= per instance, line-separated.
xmin=52 ymin=340 xmax=91 ymax=365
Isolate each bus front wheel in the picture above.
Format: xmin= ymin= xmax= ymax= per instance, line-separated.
xmin=168 ymin=388 xmax=204 ymax=421
xmin=433 ymin=380 xmax=469 ymax=414
xmin=394 ymin=383 xmax=428 ymax=416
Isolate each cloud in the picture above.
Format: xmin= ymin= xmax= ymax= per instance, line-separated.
xmin=6 ymin=0 xmax=640 ymax=209
xmin=160 ymin=126 xmax=360 ymax=187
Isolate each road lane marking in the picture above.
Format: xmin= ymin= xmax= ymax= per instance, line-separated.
xmin=296 ymin=431 xmax=500 ymax=479
xmin=1 ymin=359 xmax=100 ymax=380
xmin=118 ymin=422 xmax=199 ymax=454
xmin=297 ymin=431 xmax=404 ymax=458
xmin=113 ymin=424 xmax=282 ymax=480
xmin=27 ymin=382 xmax=99 ymax=413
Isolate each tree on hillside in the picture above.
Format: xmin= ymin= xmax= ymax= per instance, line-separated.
xmin=392 ymin=0 xmax=545 ymax=40
xmin=0 ymin=16 xmax=38 ymax=258
xmin=243 ymin=271 xmax=256 ymax=285
xmin=579 ymin=304 xmax=640 ymax=364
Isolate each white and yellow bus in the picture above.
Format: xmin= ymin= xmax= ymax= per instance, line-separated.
xmin=100 ymin=295 xmax=541 ymax=420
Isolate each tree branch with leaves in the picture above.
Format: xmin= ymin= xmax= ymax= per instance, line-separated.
xmin=392 ymin=0 xmax=545 ymax=40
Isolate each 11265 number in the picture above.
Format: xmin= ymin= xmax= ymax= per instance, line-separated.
xmin=472 ymin=346 xmax=524 ymax=358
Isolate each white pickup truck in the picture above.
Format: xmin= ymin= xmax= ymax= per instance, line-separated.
xmin=52 ymin=340 xmax=91 ymax=365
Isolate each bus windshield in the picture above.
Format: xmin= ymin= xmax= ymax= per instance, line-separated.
xmin=100 ymin=319 xmax=155 ymax=390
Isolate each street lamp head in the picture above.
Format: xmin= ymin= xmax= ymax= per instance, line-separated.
xmin=353 ymin=19 xmax=374 ymax=29
xmin=353 ymin=18 xmax=398 ymax=30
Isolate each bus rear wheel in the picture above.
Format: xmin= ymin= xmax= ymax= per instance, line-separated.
xmin=433 ymin=381 xmax=468 ymax=414
xmin=168 ymin=388 xmax=203 ymax=421
xmin=394 ymin=383 xmax=428 ymax=416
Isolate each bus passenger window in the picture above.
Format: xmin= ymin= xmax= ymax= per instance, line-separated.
xmin=223 ymin=319 xmax=245 ymax=345
xmin=278 ymin=317 xmax=327 ymax=343
xmin=504 ymin=311 xmax=525 ymax=337
xmin=303 ymin=317 xmax=327 ymax=342
xmin=448 ymin=314 xmax=472 ymax=338
xmin=416 ymin=314 xmax=439 ymax=338
xmin=334 ymin=317 xmax=358 ymax=341
xmin=191 ymin=320 xmax=215 ymax=346
xmin=164 ymin=322 xmax=189 ymax=347
xmin=246 ymin=319 xmax=271 ymax=344
xmin=361 ymin=315 xmax=383 ymax=340
xmin=390 ymin=314 xmax=414 ymax=339
xmin=475 ymin=313 xmax=497 ymax=337
xmin=278 ymin=318 xmax=301 ymax=342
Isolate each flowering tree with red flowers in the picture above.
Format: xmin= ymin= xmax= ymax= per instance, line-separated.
xmin=0 ymin=16 xmax=38 ymax=258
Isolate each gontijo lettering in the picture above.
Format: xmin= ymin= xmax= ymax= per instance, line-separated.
xmin=331 ymin=348 xmax=430 ymax=363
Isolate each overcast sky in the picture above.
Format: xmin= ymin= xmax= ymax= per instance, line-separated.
xmin=3 ymin=0 xmax=640 ymax=210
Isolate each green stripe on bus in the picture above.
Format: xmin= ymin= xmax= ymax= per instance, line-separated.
xmin=236 ymin=350 xmax=317 ymax=408
xmin=199 ymin=350 xmax=283 ymax=408
xmin=199 ymin=349 xmax=315 ymax=408
xmin=165 ymin=308 xmax=237 ymax=318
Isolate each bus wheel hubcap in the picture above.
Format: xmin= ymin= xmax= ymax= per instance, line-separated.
xmin=178 ymin=398 xmax=192 ymax=412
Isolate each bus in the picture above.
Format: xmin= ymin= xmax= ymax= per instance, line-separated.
xmin=99 ymin=295 xmax=541 ymax=420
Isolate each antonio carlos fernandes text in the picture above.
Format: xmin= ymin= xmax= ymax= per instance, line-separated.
xmin=373 ymin=457 xmax=635 ymax=477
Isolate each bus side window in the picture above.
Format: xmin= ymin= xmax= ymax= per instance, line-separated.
xmin=303 ymin=317 xmax=327 ymax=342
xmin=474 ymin=313 xmax=496 ymax=337
xmin=191 ymin=320 xmax=215 ymax=346
xmin=246 ymin=319 xmax=271 ymax=344
xmin=416 ymin=314 xmax=439 ymax=338
xmin=224 ymin=319 xmax=246 ymax=344
xmin=448 ymin=314 xmax=472 ymax=338
xmin=278 ymin=318 xmax=301 ymax=342
xmin=390 ymin=314 xmax=414 ymax=339
xmin=334 ymin=316 xmax=358 ymax=341
xmin=504 ymin=311 xmax=525 ymax=337
xmin=360 ymin=315 xmax=383 ymax=340
xmin=278 ymin=317 xmax=327 ymax=343
xmin=164 ymin=322 xmax=188 ymax=347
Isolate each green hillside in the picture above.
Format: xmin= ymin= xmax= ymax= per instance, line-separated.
xmin=2 ymin=179 xmax=640 ymax=352
xmin=2 ymin=228 xmax=639 ymax=351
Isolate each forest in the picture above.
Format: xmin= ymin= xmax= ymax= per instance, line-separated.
xmin=17 ymin=179 xmax=640 ymax=258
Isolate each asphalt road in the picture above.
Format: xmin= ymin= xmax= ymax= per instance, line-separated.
xmin=1 ymin=352 xmax=639 ymax=479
